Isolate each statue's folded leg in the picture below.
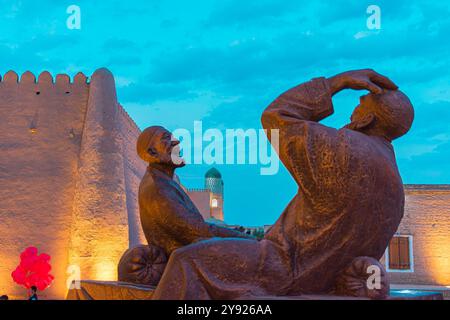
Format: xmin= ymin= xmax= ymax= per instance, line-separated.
xmin=334 ymin=256 xmax=390 ymax=299
xmin=152 ymin=238 xmax=293 ymax=300
xmin=118 ymin=244 xmax=168 ymax=287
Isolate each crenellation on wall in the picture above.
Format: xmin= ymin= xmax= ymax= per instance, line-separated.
xmin=37 ymin=71 xmax=53 ymax=84
xmin=20 ymin=71 xmax=36 ymax=83
xmin=188 ymin=188 xmax=209 ymax=192
xmin=0 ymin=68 xmax=145 ymax=299
xmin=1 ymin=71 xmax=90 ymax=85
xmin=118 ymin=103 xmax=141 ymax=133
xmin=73 ymin=72 xmax=88 ymax=84
xmin=2 ymin=70 xmax=19 ymax=83
xmin=55 ymin=74 xmax=70 ymax=85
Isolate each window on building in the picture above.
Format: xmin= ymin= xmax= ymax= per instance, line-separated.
xmin=211 ymin=198 xmax=218 ymax=208
xmin=387 ymin=235 xmax=413 ymax=271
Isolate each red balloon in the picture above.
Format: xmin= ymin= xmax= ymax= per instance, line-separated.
xmin=11 ymin=247 xmax=54 ymax=291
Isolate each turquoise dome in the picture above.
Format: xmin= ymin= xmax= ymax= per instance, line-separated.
xmin=205 ymin=168 xmax=222 ymax=179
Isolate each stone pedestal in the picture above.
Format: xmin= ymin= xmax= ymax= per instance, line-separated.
xmin=66 ymin=281 xmax=444 ymax=300
xmin=66 ymin=280 xmax=155 ymax=300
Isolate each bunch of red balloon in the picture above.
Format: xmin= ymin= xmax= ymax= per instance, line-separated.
xmin=11 ymin=247 xmax=54 ymax=291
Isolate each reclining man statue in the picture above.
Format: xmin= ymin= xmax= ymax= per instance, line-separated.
xmin=124 ymin=69 xmax=414 ymax=299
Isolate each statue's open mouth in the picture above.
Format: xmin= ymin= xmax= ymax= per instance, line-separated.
xmin=170 ymin=144 xmax=185 ymax=165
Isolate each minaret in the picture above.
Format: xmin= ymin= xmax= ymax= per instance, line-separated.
xmin=205 ymin=168 xmax=224 ymax=221
xmin=205 ymin=168 xmax=223 ymax=196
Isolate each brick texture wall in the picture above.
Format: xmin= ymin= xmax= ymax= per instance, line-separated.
xmin=385 ymin=185 xmax=450 ymax=287
xmin=187 ymin=190 xmax=211 ymax=220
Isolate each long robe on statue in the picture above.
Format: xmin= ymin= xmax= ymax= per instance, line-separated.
xmin=139 ymin=166 xmax=248 ymax=256
xmin=152 ymin=77 xmax=405 ymax=299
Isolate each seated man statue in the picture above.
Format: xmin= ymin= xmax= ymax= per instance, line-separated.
xmin=136 ymin=125 xmax=254 ymax=253
xmin=147 ymin=69 xmax=414 ymax=299
xmin=118 ymin=126 xmax=253 ymax=286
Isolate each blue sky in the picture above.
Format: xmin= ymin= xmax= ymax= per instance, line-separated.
xmin=1 ymin=1 xmax=450 ymax=226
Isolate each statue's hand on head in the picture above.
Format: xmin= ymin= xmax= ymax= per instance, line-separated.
xmin=328 ymin=69 xmax=398 ymax=96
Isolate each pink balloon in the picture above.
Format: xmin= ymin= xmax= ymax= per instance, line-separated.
xmin=11 ymin=247 xmax=54 ymax=291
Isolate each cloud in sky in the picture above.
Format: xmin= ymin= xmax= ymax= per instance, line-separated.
xmin=1 ymin=0 xmax=450 ymax=225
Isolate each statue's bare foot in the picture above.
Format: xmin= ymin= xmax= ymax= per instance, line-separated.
xmin=334 ymin=256 xmax=390 ymax=299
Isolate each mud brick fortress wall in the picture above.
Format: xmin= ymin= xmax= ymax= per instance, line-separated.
xmin=0 ymin=68 xmax=146 ymax=299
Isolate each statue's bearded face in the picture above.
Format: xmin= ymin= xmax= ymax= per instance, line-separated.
xmin=344 ymin=94 xmax=378 ymax=132
xmin=150 ymin=129 xmax=185 ymax=168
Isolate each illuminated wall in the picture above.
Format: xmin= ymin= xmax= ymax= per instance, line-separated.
xmin=0 ymin=68 xmax=146 ymax=299
xmin=210 ymin=193 xmax=224 ymax=221
xmin=187 ymin=189 xmax=212 ymax=221
xmin=387 ymin=185 xmax=450 ymax=286
xmin=185 ymin=189 xmax=224 ymax=222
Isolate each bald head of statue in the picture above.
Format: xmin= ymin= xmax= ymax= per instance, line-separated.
xmin=136 ymin=126 xmax=185 ymax=168
xmin=345 ymin=90 xmax=414 ymax=141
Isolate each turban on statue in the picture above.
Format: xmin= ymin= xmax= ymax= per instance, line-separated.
xmin=136 ymin=126 xmax=167 ymax=162
xmin=372 ymin=90 xmax=414 ymax=140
